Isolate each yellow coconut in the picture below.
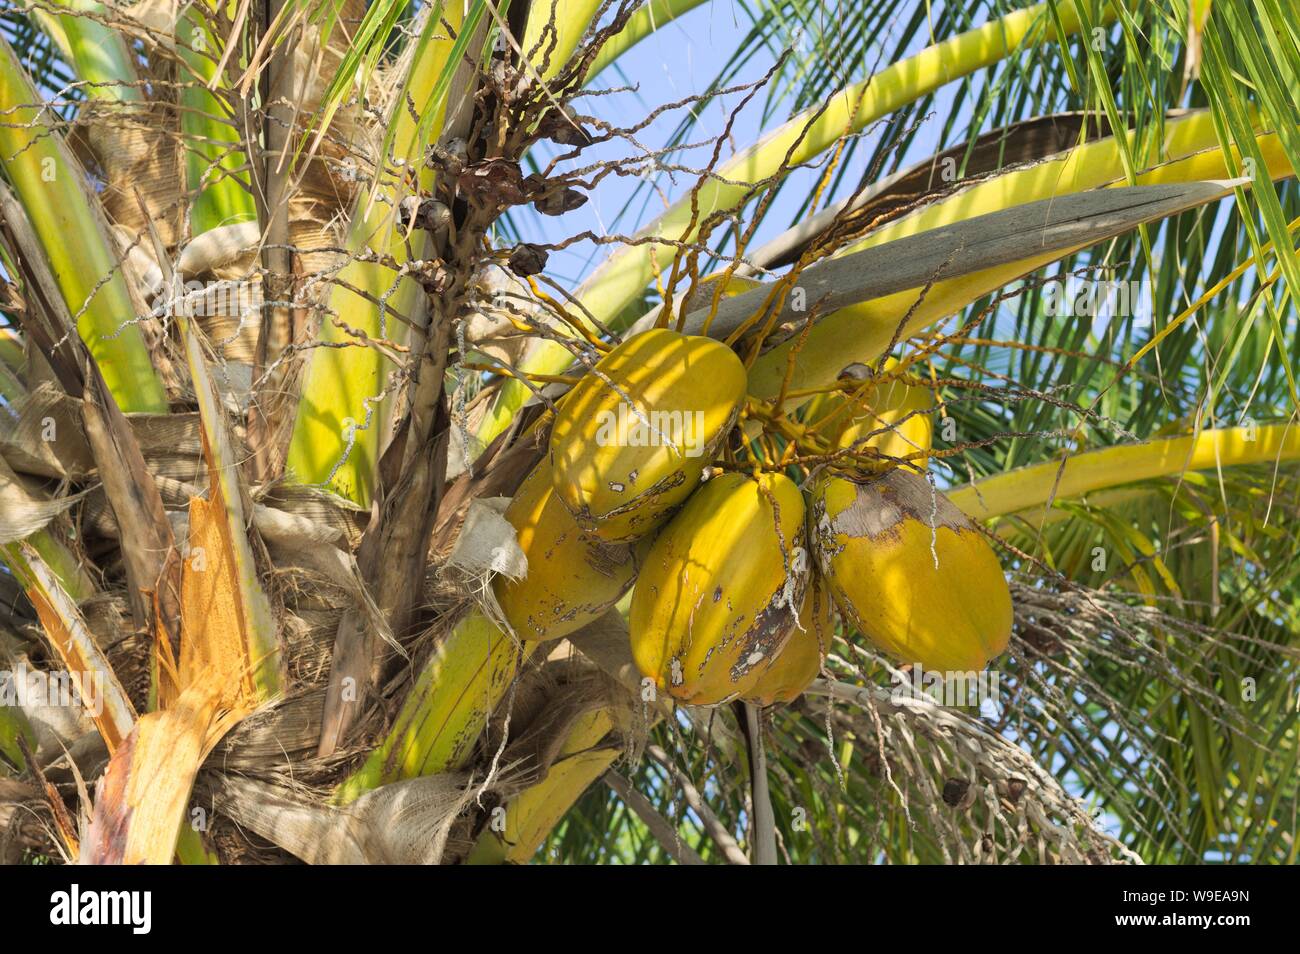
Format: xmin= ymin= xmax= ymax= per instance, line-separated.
xmin=493 ymin=457 xmax=641 ymax=641
xmin=810 ymin=468 xmax=1011 ymax=672
xmin=809 ymin=358 xmax=932 ymax=469
xmin=742 ymin=575 xmax=835 ymax=706
xmin=630 ymin=471 xmax=808 ymax=706
xmin=549 ymin=328 xmax=747 ymax=541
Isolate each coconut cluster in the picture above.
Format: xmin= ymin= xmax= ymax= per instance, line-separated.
xmin=492 ymin=330 xmax=1012 ymax=707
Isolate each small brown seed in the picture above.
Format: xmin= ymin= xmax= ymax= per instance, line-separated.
xmin=534 ymin=187 xmax=587 ymax=216
xmin=507 ymin=243 xmax=548 ymax=277
xmin=942 ymin=777 xmax=970 ymax=807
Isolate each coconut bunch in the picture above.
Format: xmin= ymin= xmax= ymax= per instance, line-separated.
xmin=491 ymin=326 xmax=1013 ymax=708
xmin=4 ymin=0 xmax=1298 ymax=866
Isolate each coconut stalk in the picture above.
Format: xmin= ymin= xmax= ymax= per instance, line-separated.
xmin=650 ymin=181 xmax=1246 ymax=343
xmin=177 ymin=3 xmax=258 ymax=235
xmin=3 ymin=176 xmax=188 ymax=691
xmin=0 ymin=337 xmax=96 ymax=599
xmin=465 ymin=613 xmax=706 ymax=865
xmin=82 ymin=326 xmax=282 ymax=862
xmin=949 ymin=423 xmax=1300 ymax=522
xmin=78 ymin=203 xmax=280 ymax=860
xmin=742 ymin=702 xmax=776 ymax=865
xmin=310 ymin=7 xmax=498 ymax=756
xmin=285 ymin=1 xmax=471 ymax=505
xmin=1 ymin=543 xmax=137 ymax=752
xmin=465 ymin=704 xmax=622 ymax=863
xmin=0 ymin=39 xmax=167 ymax=413
xmin=748 ymin=122 xmax=1294 ymax=402
xmin=333 ymin=609 xmax=526 ymax=803
xmin=245 ymin=0 xmax=295 ymax=481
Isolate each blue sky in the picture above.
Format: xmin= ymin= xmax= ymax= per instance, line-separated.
xmin=512 ymin=0 xmax=958 ymax=287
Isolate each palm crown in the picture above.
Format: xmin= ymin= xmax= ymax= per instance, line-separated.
xmin=0 ymin=0 xmax=1296 ymax=865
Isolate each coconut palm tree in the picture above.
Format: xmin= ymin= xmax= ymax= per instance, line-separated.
xmin=0 ymin=0 xmax=1296 ymax=864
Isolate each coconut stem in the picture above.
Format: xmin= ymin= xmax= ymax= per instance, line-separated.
xmin=744 ymin=702 xmax=778 ymax=865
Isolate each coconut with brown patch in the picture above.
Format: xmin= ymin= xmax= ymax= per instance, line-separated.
xmin=810 ymin=468 xmax=1011 ymax=672
xmin=494 ymin=457 xmax=643 ymax=641
xmin=742 ymin=574 xmax=835 ymax=706
xmin=548 ymin=328 xmax=747 ymax=542
xmin=630 ymin=472 xmax=808 ymax=706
